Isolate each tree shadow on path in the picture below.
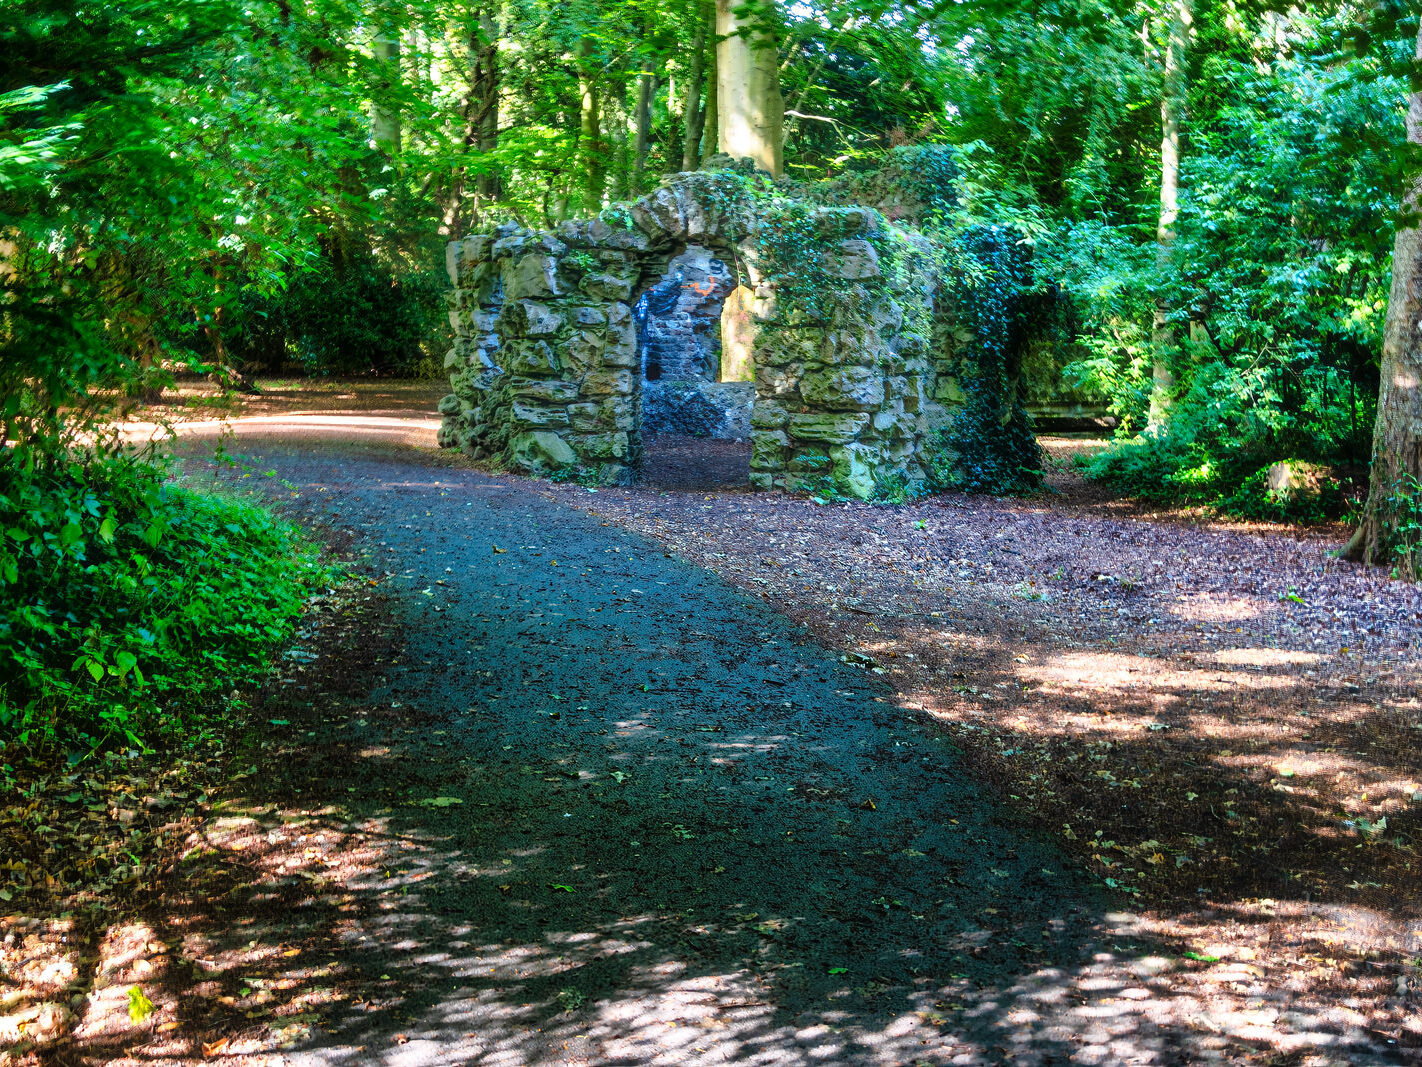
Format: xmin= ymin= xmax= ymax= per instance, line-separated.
xmin=52 ymin=442 xmax=1408 ymax=1066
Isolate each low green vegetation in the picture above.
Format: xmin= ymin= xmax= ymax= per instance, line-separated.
xmin=0 ymin=450 xmax=328 ymax=749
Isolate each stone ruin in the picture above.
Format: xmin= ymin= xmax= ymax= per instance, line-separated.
xmin=437 ymin=170 xmax=989 ymax=499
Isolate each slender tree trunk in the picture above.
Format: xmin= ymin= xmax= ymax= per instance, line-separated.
xmin=577 ymin=37 xmax=605 ymax=207
xmin=715 ymin=0 xmax=784 ymax=176
xmin=680 ymin=13 xmax=708 ymax=171
xmin=1345 ymin=21 xmax=1422 ymax=574
xmin=372 ymin=31 xmax=402 ymax=154
xmin=474 ymin=9 xmax=501 ymax=203
xmin=635 ymin=73 xmax=658 ymax=188
xmin=701 ymin=25 xmax=718 ymax=161
xmin=1148 ymin=0 xmax=1190 ymax=431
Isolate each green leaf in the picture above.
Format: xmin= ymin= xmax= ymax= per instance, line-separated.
xmin=128 ymin=985 xmax=155 ymax=1023
xmin=98 ymin=515 xmax=117 ymax=542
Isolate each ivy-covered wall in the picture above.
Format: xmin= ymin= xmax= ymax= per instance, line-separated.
xmin=438 ymin=169 xmax=1045 ymax=499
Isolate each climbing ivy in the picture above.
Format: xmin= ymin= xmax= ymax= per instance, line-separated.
xmin=924 ymin=225 xmax=1050 ymax=496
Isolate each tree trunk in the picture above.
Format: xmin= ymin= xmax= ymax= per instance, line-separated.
xmin=474 ymin=9 xmax=501 ymax=203
xmin=577 ymin=37 xmax=605 ymax=207
xmin=680 ymin=13 xmax=708 ymax=172
xmin=635 ymin=73 xmax=658 ymax=188
xmin=1345 ymin=20 xmax=1422 ymax=574
xmin=715 ymin=0 xmax=783 ymax=177
xmin=1148 ymin=0 xmax=1190 ymax=432
xmin=701 ymin=24 xmax=718 ymax=161
xmin=372 ymin=31 xmax=402 ymax=155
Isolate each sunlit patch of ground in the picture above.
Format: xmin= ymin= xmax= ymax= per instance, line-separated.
xmin=548 ymin=450 xmax=1422 ymax=1060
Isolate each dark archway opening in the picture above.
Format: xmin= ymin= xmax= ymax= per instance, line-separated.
xmin=633 ymin=243 xmax=754 ymax=490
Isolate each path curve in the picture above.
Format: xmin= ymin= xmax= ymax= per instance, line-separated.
xmin=160 ymin=431 xmax=1181 ymax=1066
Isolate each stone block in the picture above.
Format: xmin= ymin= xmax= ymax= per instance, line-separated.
xmin=756 ymin=364 xmax=803 ymax=397
xmin=575 ymin=431 xmax=629 ymax=459
xmin=510 ymin=431 xmax=576 ymax=472
xmin=511 ymin=402 xmax=570 ymax=428
xmin=605 ymin=316 xmax=637 ymax=366
xmin=582 ymin=272 xmax=633 ymax=301
xmin=828 ymin=239 xmax=881 ymax=280
xmin=831 ymin=443 xmax=880 ymax=499
xmin=503 ymin=300 xmax=564 ymax=337
xmin=800 ymin=367 xmax=885 ymax=411
xmin=631 ymin=186 xmax=685 ymax=241
xmin=788 ymin=412 xmax=869 ymax=444
xmin=502 ymin=340 xmax=560 ymax=376
xmin=580 ymin=369 xmax=633 ymax=397
xmin=492 ymin=232 xmax=565 ymax=259
xmin=748 ymin=471 xmax=775 ymax=490
xmin=567 ymin=402 xmax=602 ymax=431
xmin=751 ymin=400 xmax=789 ymax=429
xmin=510 ymin=377 xmax=580 ymax=403
xmin=562 ymin=330 xmax=605 ymax=374
xmin=934 ymin=376 xmax=967 ymax=404
xmin=438 ymin=393 xmax=462 ymax=415
xmin=601 ymin=396 xmax=637 ymax=431
xmin=574 ymin=305 xmax=607 ymax=326
xmin=504 ymin=254 xmax=561 ymax=300
xmin=750 ymin=430 xmax=788 ymax=470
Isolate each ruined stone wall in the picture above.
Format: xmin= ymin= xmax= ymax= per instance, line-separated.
xmin=438 ymin=171 xmax=961 ymax=498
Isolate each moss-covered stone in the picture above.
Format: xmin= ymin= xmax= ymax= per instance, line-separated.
xmin=438 ymin=169 xmax=1044 ymax=499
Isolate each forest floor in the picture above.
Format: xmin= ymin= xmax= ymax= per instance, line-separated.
xmin=3 ymin=384 xmax=1420 ymax=1066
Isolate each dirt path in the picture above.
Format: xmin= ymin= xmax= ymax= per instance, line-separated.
xmin=27 ymin=419 xmax=1414 ymax=1066
xmin=148 ymin=441 xmax=1126 ymax=1066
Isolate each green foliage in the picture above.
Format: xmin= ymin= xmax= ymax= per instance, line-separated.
xmin=229 ymin=249 xmax=446 ymax=377
xmin=1079 ymin=374 xmax=1350 ymax=522
xmin=925 ymin=225 xmax=1048 ymax=496
xmin=1384 ymin=474 xmax=1422 ymax=580
xmin=0 ymin=451 xmax=328 ymax=748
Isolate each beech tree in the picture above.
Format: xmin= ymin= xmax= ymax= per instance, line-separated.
xmin=715 ymin=0 xmax=784 ymax=176
xmin=1347 ymin=20 xmax=1422 ymax=574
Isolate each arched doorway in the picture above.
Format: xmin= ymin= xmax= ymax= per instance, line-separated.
xmin=633 ymin=243 xmax=753 ymax=489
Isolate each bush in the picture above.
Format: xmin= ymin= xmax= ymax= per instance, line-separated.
xmin=1081 ymin=378 xmax=1350 ymax=522
xmin=0 ymin=450 xmax=328 ymax=748
xmin=227 ymin=248 xmax=446 ymax=378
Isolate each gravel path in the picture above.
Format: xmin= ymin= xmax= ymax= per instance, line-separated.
xmin=45 ymin=426 xmax=1410 ymax=1067
xmin=157 ymin=441 xmax=1124 ymax=1066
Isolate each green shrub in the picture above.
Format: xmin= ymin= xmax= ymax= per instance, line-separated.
xmin=227 ymin=248 xmax=445 ymax=378
xmin=0 ymin=450 xmax=328 ymax=748
xmin=1082 ymin=394 xmax=1349 ymax=523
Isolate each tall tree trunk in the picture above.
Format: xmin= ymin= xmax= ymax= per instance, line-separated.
xmin=1148 ymin=0 xmax=1190 ymax=431
xmin=701 ymin=25 xmax=718 ymax=161
xmin=680 ymin=12 xmax=708 ymax=171
xmin=1345 ymin=21 xmax=1422 ymax=574
xmin=635 ymin=73 xmax=658 ymax=188
xmin=372 ymin=31 xmax=402 ymax=155
xmin=715 ymin=0 xmax=784 ymax=176
xmin=474 ymin=9 xmax=501 ymax=204
xmin=577 ymin=37 xmax=605 ymax=207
